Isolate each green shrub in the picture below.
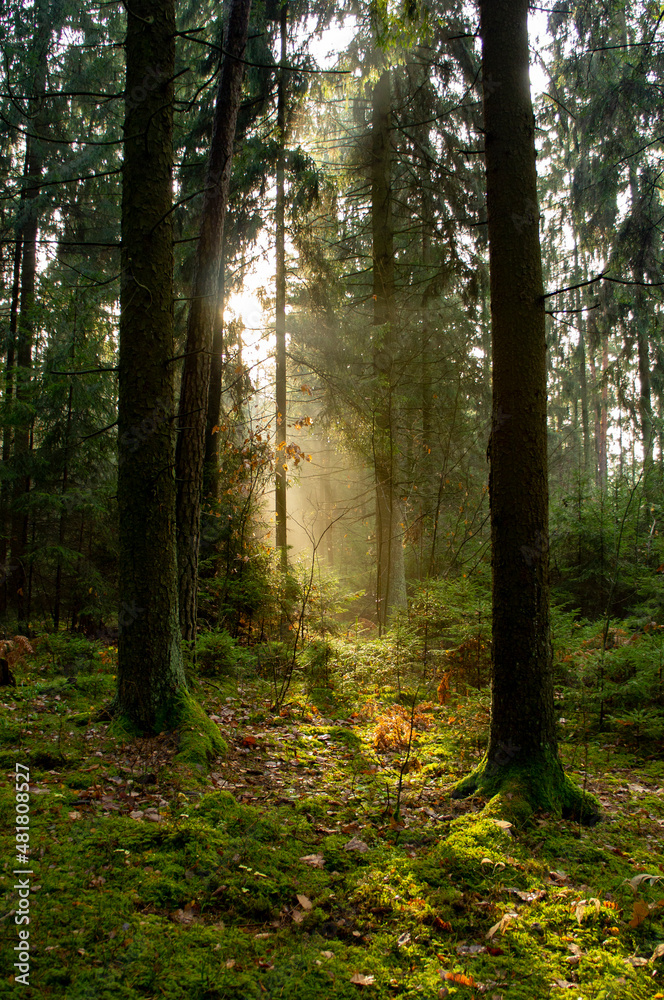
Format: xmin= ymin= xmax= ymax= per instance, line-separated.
xmin=194 ymin=629 xmax=255 ymax=678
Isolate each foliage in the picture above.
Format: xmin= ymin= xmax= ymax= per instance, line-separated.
xmin=1 ymin=630 xmax=663 ymax=998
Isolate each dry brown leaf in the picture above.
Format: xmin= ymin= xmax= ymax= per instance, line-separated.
xmin=350 ymin=973 xmax=375 ymax=986
xmin=344 ymin=837 xmax=369 ymax=853
xmin=486 ymin=912 xmax=516 ymax=939
xmin=629 ymin=900 xmax=651 ymax=929
xmin=300 ymin=854 xmax=325 ymax=868
xmin=296 ymin=893 xmax=313 ymax=910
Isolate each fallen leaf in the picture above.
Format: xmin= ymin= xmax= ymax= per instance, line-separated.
xmin=456 ymin=943 xmax=486 ymax=956
xmin=292 ymin=909 xmax=304 ymax=924
xmin=320 ymin=951 xmax=334 ymax=959
xmin=486 ymin=912 xmax=516 ymax=939
xmin=490 ymin=819 xmax=513 ymax=830
xmin=300 ymin=854 xmax=325 ymax=868
xmin=629 ymin=900 xmax=651 ymax=929
xmin=652 ymin=943 xmax=664 ymax=962
xmin=443 ymin=971 xmax=476 ymax=987
xmin=350 ymin=972 xmax=375 ymax=985
xmin=68 ymin=811 xmax=81 ymax=821
xmin=296 ymin=893 xmax=313 ymax=910
xmin=509 ymin=888 xmax=546 ymax=903
xmin=344 ymin=837 xmax=369 ymax=853
xmin=625 ymin=873 xmax=662 ymax=893
xmin=626 ymin=956 xmax=649 ymax=967
xmin=397 ymin=932 xmax=411 ymax=948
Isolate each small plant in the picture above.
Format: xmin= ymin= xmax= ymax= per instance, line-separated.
xmin=195 ymin=629 xmax=255 ymax=679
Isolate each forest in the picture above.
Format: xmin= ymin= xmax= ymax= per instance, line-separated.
xmin=1 ymin=0 xmax=664 ymax=997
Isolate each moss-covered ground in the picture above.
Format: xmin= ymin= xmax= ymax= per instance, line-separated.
xmin=1 ymin=636 xmax=663 ymax=999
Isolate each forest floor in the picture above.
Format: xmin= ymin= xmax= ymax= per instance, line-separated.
xmin=1 ymin=637 xmax=664 ymax=999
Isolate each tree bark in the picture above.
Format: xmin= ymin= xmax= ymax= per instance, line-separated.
xmin=115 ymin=0 xmax=186 ymax=730
xmin=175 ymin=0 xmax=253 ymax=642
xmin=274 ymin=3 xmax=288 ymax=574
xmin=203 ymin=260 xmax=225 ymax=501
xmin=10 ymin=133 xmax=45 ymax=628
xmin=454 ymin=0 xmax=596 ymax=820
xmin=371 ymin=67 xmax=406 ymax=627
xmin=0 ymin=230 xmax=22 ymax=615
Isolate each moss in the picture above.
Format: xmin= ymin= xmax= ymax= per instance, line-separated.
xmin=452 ymin=747 xmax=601 ymax=825
xmin=171 ymin=691 xmax=227 ymax=765
xmin=109 ymin=690 xmax=226 ymax=767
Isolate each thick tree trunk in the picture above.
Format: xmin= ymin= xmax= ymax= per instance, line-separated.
xmin=371 ymin=68 xmax=406 ymax=627
xmin=115 ymin=0 xmax=186 ymax=730
xmin=0 ymin=231 xmax=22 ymax=615
xmin=454 ymin=0 xmax=595 ymax=820
xmin=175 ymin=0 xmax=252 ymax=642
xmin=274 ymin=3 xmax=288 ymax=574
xmin=10 ymin=131 xmax=42 ymax=629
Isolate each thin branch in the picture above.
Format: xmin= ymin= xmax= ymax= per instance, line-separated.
xmin=80 ymin=420 xmax=118 ymax=440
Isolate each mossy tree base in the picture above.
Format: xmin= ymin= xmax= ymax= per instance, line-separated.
xmin=452 ymin=749 xmax=601 ymax=826
xmin=109 ymin=691 xmax=226 ymax=769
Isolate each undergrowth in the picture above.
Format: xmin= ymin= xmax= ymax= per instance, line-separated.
xmin=0 ymin=614 xmax=663 ymax=998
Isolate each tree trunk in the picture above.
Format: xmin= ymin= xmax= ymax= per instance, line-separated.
xmin=203 ymin=260 xmax=225 ymax=501
xmin=454 ymin=0 xmax=596 ymax=820
xmin=599 ymin=332 xmax=609 ymax=488
xmin=274 ymin=3 xmax=288 ymax=574
xmin=53 ymin=382 xmax=73 ymax=631
xmin=115 ymin=0 xmax=186 ymax=731
xmin=10 ymin=132 xmax=43 ymax=629
xmin=175 ymin=0 xmax=252 ymax=642
xmin=0 ymin=231 xmax=22 ymax=615
xmin=636 ymin=298 xmax=653 ymax=474
xmin=371 ymin=67 xmax=406 ymax=627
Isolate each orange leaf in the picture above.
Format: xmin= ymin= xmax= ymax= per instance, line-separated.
xmin=444 ymin=971 xmax=476 ymax=987
xmin=629 ymin=900 xmax=651 ymax=929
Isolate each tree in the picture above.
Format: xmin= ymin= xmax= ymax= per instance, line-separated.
xmin=8 ymin=0 xmax=49 ymax=628
xmin=453 ymin=0 xmax=597 ymax=820
xmin=175 ymin=0 xmax=253 ymax=644
xmin=114 ymin=0 xmax=189 ymax=731
xmin=274 ymin=2 xmax=289 ymax=574
xmin=371 ymin=66 xmax=407 ymax=625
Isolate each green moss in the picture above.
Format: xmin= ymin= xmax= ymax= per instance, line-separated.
xmin=171 ymin=691 xmax=227 ymax=765
xmin=452 ymin=747 xmax=601 ymax=825
xmin=109 ymin=690 xmax=226 ymax=767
